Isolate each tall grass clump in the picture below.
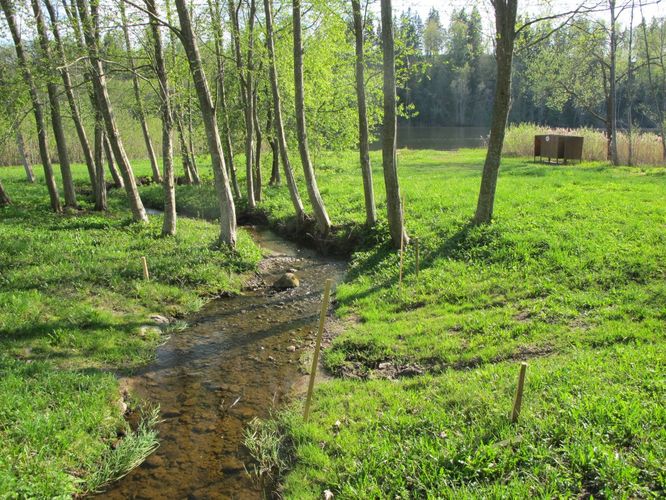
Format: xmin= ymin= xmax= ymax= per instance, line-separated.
xmin=504 ymin=123 xmax=665 ymax=165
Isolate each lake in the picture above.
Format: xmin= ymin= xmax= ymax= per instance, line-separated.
xmin=371 ymin=126 xmax=489 ymax=151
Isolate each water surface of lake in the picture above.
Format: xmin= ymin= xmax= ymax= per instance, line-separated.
xmin=372 ymin=126 xmax=488 ymax=150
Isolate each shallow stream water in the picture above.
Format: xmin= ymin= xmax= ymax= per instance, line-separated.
xmin=100 ymin=227 xmax=345 ymax=499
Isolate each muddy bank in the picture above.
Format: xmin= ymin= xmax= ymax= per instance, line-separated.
xmin=99 ymin=227 xmax=346 ymax=499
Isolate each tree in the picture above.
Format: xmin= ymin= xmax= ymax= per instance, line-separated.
xmin=14 ymin=122 xmax=35 ymax=183
xmin=144 ymin=0 xmax=176 ymax=235
xmin=0 ymin=179 xmax=10 ymax=206
xmin=423 ymin=7 xmax=443 ymax=57
xmin=293 ymin=0 xmax=331 ymax=234
xmin=76 ymin=0 xmax=148 ymax=222
xmin=352 ymin=0 xmax=377 ymax=226
xmin=120 ymin=0 xmax=162 ymax=183
xmin=32 ymin=0 xmax=77 ymax=208
xmin=44 ymin=0 xmax=97 ymax=191
xmin=1 ymin=0 xmax=61 ymax=213
xmin=639 ymin=10 xmax=666 ymax=159
xmin=473 ymin=0 xmax=517 ymax=225
xmin=380 ymin=0 xmax=407 ymax=248
xmin=229 ymin=0 xmax=256 ymax=209
xmin=263 ymin=0 xmax=306 ymax=222
xmin=173 ymin=0 xmax=237 ymax=246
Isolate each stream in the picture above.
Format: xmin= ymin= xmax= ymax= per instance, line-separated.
xmin=100 ymin=226 xmax=346 ymax=499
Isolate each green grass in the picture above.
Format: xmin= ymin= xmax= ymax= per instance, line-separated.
xmin=2 ymin=147 xmax=665 ymax=496
xmin=220 ymin=148 xmax=663 ymax=497
xmin=0 ymin=163 xmax=260 ymax=495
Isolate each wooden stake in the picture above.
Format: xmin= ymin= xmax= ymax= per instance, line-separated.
xmin=399 ymin=195 xmax=406 ymax=286
xmin=141 ymin=256 xmax=150 ymax=281
xmin=415 ymin=237 xmax=420 ymax=279
xmin=303 ymin=279 xmax=333 ymax=421
xmin=511 ymin=362 xmax=528 ymax=423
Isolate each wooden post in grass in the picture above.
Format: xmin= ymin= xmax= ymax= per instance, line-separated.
xmin=399 ymin=195 xmax=406 ymax=287
xmin=141 ymin=256 xmax=150 ymax=281
xmin=511 ymin=362 xmax=528 ymax=423
xmin=303 ymin=278 xmax=333 ymax=421
xmin=415 ymin=237 xmax=420 ymax=279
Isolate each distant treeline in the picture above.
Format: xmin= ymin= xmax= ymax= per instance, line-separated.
xmin=395 ymin=7 xmax=666 ymax=132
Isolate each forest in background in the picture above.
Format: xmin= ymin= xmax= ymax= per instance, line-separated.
xmin=3 ymin=2 xmax=666 ymax=166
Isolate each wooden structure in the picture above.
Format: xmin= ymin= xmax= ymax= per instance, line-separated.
xmin=534 ymin=134 xmax=584 ymax=164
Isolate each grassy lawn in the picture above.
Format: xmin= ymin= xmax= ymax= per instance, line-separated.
xmin=1 ymin=147 xmax=664 ymax=497
xmin=157 ymin=148 xmax=663 ymax=497
xmin=0 ymin=165 xmax=260 ymax=496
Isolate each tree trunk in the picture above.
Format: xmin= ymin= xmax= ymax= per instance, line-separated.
xmin=639 ymin=9 xmax=666 ymax=160
xmin=293 ymin=0 xmax=331 ymax=233
xmin=94 ymin=122 xmax=107 ymax=211
xmin=186 ymin=87 xmax=201 ymax=185
xmin=626 ymin=1 xmax=635 ymax=166
xmin=229 ymin=0 xmax=256 ymax=209
xmin=473 ymin=0 xmax=517 ymax=225
xmin=145 ymin=0 xmax=176 ymax=235
xmin=1 ymin=0 xmax=61 ymax=213
xmin=0 ymin=180 xmax=11 ymax=206
xmin=380 ymin=0 xmax=406 ymax=248
xmin=267 ymin=107 xmax=280 ymax=185
xmin=14 ymin=122 xmax=35 ymax=183
xmin=44 ymin=0 xmax=96 ymax=190
xmin=120 ymin=0 xmax=161 ymax=183
xmin=174 ymin=0 xmax=236 ymax=246
xmin=103 ymin=134 xmax=123 ymax=189
xmin=32 ymin=0 xmax=77 ymax=209
xmin=352 ymin=0 xmax=377 ymax=226
xmin=608 ymin=0 xmax=619 ymax=166
xmin=253 ymin=89 xmax=263 ymax=202
xmin=76 ymin=0 xmax=148 ymax=222
xmin=176 ymin=112 xmax=194 ymax=184
xmin=208 ymin=0 xmax=240 ymax=198
xmin=264 ymin=0 xmax=305 ymax=222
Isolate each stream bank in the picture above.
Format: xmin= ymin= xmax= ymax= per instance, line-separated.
xmin=99 ymin=226 xmax=345 ymax=498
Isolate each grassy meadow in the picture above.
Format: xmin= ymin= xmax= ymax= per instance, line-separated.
xmin=124 ymin=147 xmax=664 ymax=496
xmin=1 ymin=147 xmax=664 ymax=497
xmin=0 ymin=166 xmax=260 ymax=495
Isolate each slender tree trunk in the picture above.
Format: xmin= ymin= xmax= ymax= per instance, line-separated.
xmin=229 ymin=0 xmax=256 ymax=209
xmin=264 ymin=0 xmax=305 ymax=222
xmin=44 ymin=0 xmax=96 ymax=189
xmin=32 ymin=0 xmax=77 ymax=208
xmin=293 ymin=0 xmax=331 ymax=233
xmin=94 ymin=123 xmax=107 ymax=211
xmin=207 ymin=0 xmax=240 ymax=198
xmin=145 ymin=0 xmax=176 ymax=235
xmin=186 ymin=86 xmax=201 ymax=185
xmin=120 ymin=0 xmax=161 ymax=183
xmin=608 ymin=0 xmax=619 ymax=165
xmin=0 ymin=180 xmax=11 ymax=206
xmin=639 ymin=9 xmax=666 ymax=160
xmin=1 ymin=0 xmax=61 ymax=213
xmin=175 ymin=112 xmax=194 ymax=184
xmin=76 ymin=0 xmax=148 ymax=222
xmin=174 ymin=0 xmax=236 ymax=246
xmin=473 ymin=0 xmax=517 ymax=225
xmin=626 ymin=1 xmax=635 ymax=166
xmin=104 ymin=134 xmax=124 ymax=188
xmin=14 ymin=121 xmax=35 ymax=183
xmin=352 ymin=0 xmax=377 ymax=226
xmin=380 ymin=0 xmax=406 ymax=247
xmin=253 ymin=89 xmax=263 ymax=202
xmin=267 ymin=107 xmax=280 ymax=185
